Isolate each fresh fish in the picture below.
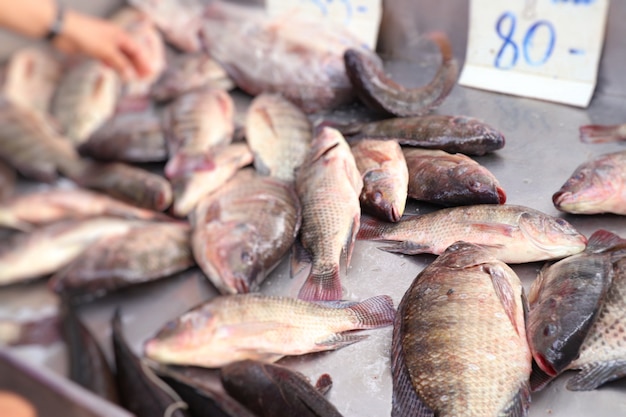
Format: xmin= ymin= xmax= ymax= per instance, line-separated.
xmin=295 ymin=127 xmax=363 ymax=301
xmin=144 ymin=293 xmax=395 ymax=368
xmin=112 ymin=310 xmax=189 ymax=417
xmin=403 ymin=147 xmax=506 ymax=206
xmin=151 ymin=52 xmax=234 ymax=102
xmin=172 ymin=142 xmax=253 ymax=217
xmin=553 ymin=150 xmax=626 ymax=215
xmin=78 ymin=110 xmax=168 ymax=163
xmin=191 ymin=168 xmax=301 ymax=294
xmin=350 ymin=139 xmax=408 ymax=222
xmin=579 ymin=123 xmax=626 ymax=143
xmin=49 ymin=222 xmax=194 ymax=303
xmin=220 ymin=360 xmax=343 ymax=417
xmin=164 ymin=88 xmax=234 ymax=179
xmin=340 ymin=114 xmax=505 ymax=156
xmin=357 ymin=204 xmax=587 ymax=264
xmin=201 ymin=1 xmax=380 ymax=113
xmin=0 ymin=160 xmax=15 ymax=202
xmin=245 ymin=93 xmax=312 ymax=182
xmin=344 ymin=32 xmax=458 ymax=117
xmin=51 ymin=60 xmax=120 ymax=144
xmin=0 ymin=188 xmax=171 ymax=231
xmin=391 ymin=241 xmax=531 ymax=417
xmin=1 ymin=47 xmax=63 ymax=114
xmin=0 ymin=217 xmax=151 ymax=286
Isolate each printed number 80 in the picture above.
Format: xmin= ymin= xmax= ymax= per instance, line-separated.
xmin=494 ymin=12 xmax=556 ymax=69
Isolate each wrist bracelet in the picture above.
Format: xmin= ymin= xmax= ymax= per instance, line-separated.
xmin=45 ymin=3 xmax=65 ymax=41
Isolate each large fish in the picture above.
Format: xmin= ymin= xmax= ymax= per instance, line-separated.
xmin=350 ymin=139 xmax=408 ymax=222
xmin=144 ymin=293 xmax=395 ymax=368
xmin=403 ymin=147 xmax=506 ymax=206
xmin=358 ymin=204 xmax=587 ymax=264
xmin=553 ymin=150 xmax=626 ymax=215
xmin=164 ymin=88 xmax=234 ymax=179
xmin=245 ymin=93 xmax=312 ymax=183
xmin=295 ymin=127 xmax=363 ymax=301
xmin=340 ymin=114 xmax=505 ymax=156
xmin=0 ymin=160 xmax=15 ymax=202
xmin=391 ymin=241 xmax=531 ymax=417
xmin=191 ymin=168 xmax=301 ymax=294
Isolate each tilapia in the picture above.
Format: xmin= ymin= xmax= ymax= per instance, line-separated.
xmin=245 ymin=93 xmax=312 ymax=182
xmin=391 ymin=242 xmax=531 ymax=417
xmin=579 ymin=123 xmax=626 ymax=143
xmin=357 ymin=204 xmax=587 ymax=264
xmin=51 ymin=60 xmax=120 ymax=144
xmin=403 ymin=147 xmax=506 ymax=206
xmin=191 ymin=168 xmax=301 ymax=294
xmin=527 ymin=230 xmax=626 ymax=380
xmin=0 ymin=188 xmax=171 ymax=231
xmin=172 ymin=142 xmax=253 ymax=217
xmin=350 ymin=139 xmax=408 ymax=222
xmin=164 ymin=88 xmax=234 ymax=179
xmin=553 ymin=150 xmax=626 ymax=215
xmin=49 ymin=222 xmax=194 ymax=303
xmin=220 ymin=360 xmax=343 ymax=417
xmin=340 ymin=114 xmax=505 ymax=156
xmin=144 ymin=293 xmax=395 ymax=368
xmin=295 ymin=127 xmax=363 ymax=301
xmin=201 ymin=1 xmax=380 ymax=113
xmin=151 ymin=52 xmax=234 ymax=102
xmin=0 ymin=217 xmax=151 ymax=286
xmin=344 ymin=32 xmax=458 ymax=117
xmin=0 ymin=160 xmax=15 ymax=202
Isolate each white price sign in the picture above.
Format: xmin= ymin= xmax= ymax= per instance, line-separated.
xmin=459 ymin=0 xmax=610 ymax=107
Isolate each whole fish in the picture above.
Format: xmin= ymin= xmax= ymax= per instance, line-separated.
xmin=295 ymin=127 xmax=363 ymax=301
xmin=51 ymin=60 xmax=120 ymax=145
xmin=357 ymin=204 xmax=587 ymax=264
xmin=350 ymin=139 xmax=408 ymax=222
xmin=344 ymin=31 xmax=458 ymax=117
xmin=220 ymin=360 xmax=344 ymax=417
xmin=144 ymin=293 xmax=395 ymax=368
xmin=78 ymin=110 xmax=168 ymax=163
xmin=49 ymin=222 xmax=194 ymax=303
xmin=245 ymin=93 xmax=312 ymax=182
xmin=340 ymin=114 xmax=505 ymax=156
xmin=191 ymin=168 xmax=301 ymax=294
xmin=151 ymin=52 xmax=234 ymax=102
xmin=164 ymin=88 xmax=234 ymax=179
xmin=172 ymin=142 xmax=253 ymax=217
xmin=0 ymin=188 xmax=171 ymax=231
xmin=0 ymin=160 xmax=15 ymax=202
xmin=403 ymin=147 xmax=506 ymax=206
xmin=553 ymin=150 xmax=626 ymax=215
xmin=391 ymin=241 xmax=531 ymax=417
xmin=579 ymin=123 xmax=626 ymax=143
xmin=0 ymin=217 xmax=151 ymax=286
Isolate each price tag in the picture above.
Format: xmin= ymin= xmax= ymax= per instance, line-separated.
xmin=458 ymin=0 xmax=609 ymax=107
xmin=265 ymin=0 xmax=382 ymax=49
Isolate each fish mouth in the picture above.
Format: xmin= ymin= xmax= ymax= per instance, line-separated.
xmin=552 ymin=190 xmax=570 ymax=209
xmin=534 ymin=353 xmax=558 ymax=377
xmin=497 ymin=186 xmax=507 ymax=204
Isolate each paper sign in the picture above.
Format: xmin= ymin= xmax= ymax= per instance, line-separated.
xmin=265 ymin=0 xmax=382 ymax=49
xmin=459 ymin=0 xmax=609 ymax=107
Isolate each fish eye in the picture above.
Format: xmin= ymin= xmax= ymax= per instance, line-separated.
xmin=543 ymin=323 xmax=556 ymax=337
xmin=373 ymin=191 xmax=383 ymax=203
xmin=555 ymin=218 xmax=568 ymax=227
xmin=241 ymin=250 xmax=252 ymax=263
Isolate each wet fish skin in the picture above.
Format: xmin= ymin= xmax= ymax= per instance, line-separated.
xmin=144 ymin=293 xmax=395 ymax=368
xmin=391 ymin=241 xmax=531 ymax=417
xmin=295 ymin=127 xmax=363 ymax=301
xmin=553 ymin=150 xmax=626 ymax=215
xmin=350 ymin=139 xmax=408 ymax=222
xmin=357 ymin=204 xmax=587 ymax=264
xmin=403 ymin=147 xmax=506 ymax=206
xmin=344 ymin=32 xmax=458 ymax=117
xmin=220 ymin=359 xmax=344 ymax=417
xmin=579 ymin=123 xmax=626 ymax=143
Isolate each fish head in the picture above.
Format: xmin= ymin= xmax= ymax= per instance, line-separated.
xmin=552 ymin=163 xmax=618 ymax=214
xmin=360 ymin=169 xmax=406 ymax=222
xmin=457 ymin=165 xmax=507 ymax=204
xmin=518 ymin=212 xmax=587 ymax=259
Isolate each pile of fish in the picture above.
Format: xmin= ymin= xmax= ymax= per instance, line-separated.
xmin=0 ymin=0 xmax=625 ymax=416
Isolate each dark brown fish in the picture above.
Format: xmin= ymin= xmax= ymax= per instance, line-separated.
xmin=391 ymin=242 xmax=531 ymax=417
xmin=340 ymin=114 xmax=505 ymax=156
xmin=0 ymin=160 xmax=15 ymax=202
xmin=579 ymin=123 xmax=626 ymax=143
xmin=344 ymin=32 xmax=458 ymax=117
xmin=403 ymin=147 xmax=506 ymax=206
xmin=220 ymin=360 xmax=344 ymax=417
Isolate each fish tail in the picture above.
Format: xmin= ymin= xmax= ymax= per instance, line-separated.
xmin=356 ymin=215 xmax=386 ymax=240
xmin=297 ymin=264 xmax=342 ymax=301
xmin=579 ymin=124 xmax=625 ymax=143
xmin=348 ymin=295 xmax=396 ymax=329
xmin=165 ymin=152 xmax=216 ymax=179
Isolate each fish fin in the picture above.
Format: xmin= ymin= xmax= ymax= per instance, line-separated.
xmin=0 ymin=210 xmax=33 ymax=232
xmin=290 ymin=239 xmax=311 ymax=278
xmin=529 ymin=359 xmax=557 ymax=392
xmin=485 ymin=263 xmax=520 ymax=336
xmin=470 ymin=222 xmax=516 ymax=236
xmin=566 ymin=361 xmax=626 ymax=391
xmin=500 ymin=381 xmax=531 ymax=417
xmin=315 ymin=333 xmax=368 ymax=349
xmin=357 ymin=215 xmax=387 ymax=240
xmin=586 ymin=229 xmax=626 ymax=253
xmin=347 ymin=295 xmax=396 ymax=329
xmin=297 ymin=264 xmax=342 ymax=301
xmin=579 ymin=124 xmax=625 ymax=144
xmin=165 ymin=152 xmax=216 ymax=179
xmin=315 ymin=374 xmax=333 ymax=395
xmin=528 ymin=262 xmax=551 ymax=305
xmin=343 ymin=213 xmax=360 ymax=273
xmin=252 ymin=151 xmax=272 ymax=176
xmin=379 ymin=241 xmax=431 ymax=255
